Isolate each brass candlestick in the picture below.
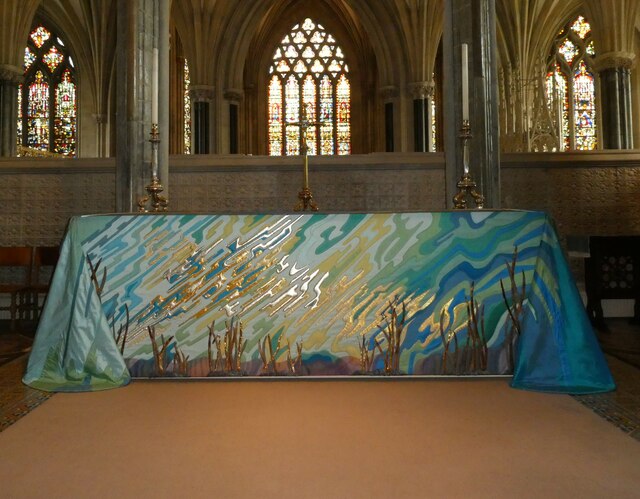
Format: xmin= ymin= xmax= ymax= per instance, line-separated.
xmin=294 ymin=154 xmax=318 ymax=212
xmin=138 ymin=123 xmax=168 ymax=212
xmin=293 ymin=107 xmax=319 ymax=212
xmin=453 ymin=120 xmax=484 ymax=209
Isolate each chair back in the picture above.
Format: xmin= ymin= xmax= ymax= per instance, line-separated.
xmin=0 ymin=246 xmax=34 ymax=286
xmin=32 ymin=246 xmax=60 ymax=286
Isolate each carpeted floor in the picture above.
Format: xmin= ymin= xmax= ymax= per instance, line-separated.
xmin=1 ymin=319 xmax=639 ymax=498
xmin=0 ymin=378 xmax=639 ymax=498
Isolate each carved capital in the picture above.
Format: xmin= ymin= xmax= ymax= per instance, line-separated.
xmin=190 ymin=84 xmax=215 ymax=102
xmin=0 ymin=64 xmax=23 ymax=83
xmin=380 ymin=85 xmax=398 ymax=101
xmin=408 ymin=81 xmax=434 ymax=100
xmin=223 ymin=88 xmax=243 ymax=102
xmin=593 ymin=51 xmax=635 ymax=71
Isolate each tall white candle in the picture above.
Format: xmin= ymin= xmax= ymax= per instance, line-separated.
xmin=461 ymin=43 xmax=469 ymax=122
xmin=151 ymin=48 xmax=158 ymax=124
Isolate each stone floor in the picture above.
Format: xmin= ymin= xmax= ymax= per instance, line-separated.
xmin=0 ymin=318 xmax=639 ymax=439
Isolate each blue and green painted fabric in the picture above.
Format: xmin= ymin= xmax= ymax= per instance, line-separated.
xmin=23 ymin=210 xmax=615 ymax=393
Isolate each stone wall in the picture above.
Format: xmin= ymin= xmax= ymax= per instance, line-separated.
xmin=1 ymin=152 xmax=639 ymax=260
xmin=501 ymin=151 xmax=640 ymax=237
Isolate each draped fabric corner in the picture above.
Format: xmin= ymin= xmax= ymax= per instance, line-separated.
xmin=23 ymin=217 xmax=131 ymax=392
xmin=511 ymin=216 xmax=615 ymax=393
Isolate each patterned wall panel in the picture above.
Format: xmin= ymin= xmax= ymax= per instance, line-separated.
xmin=0 ymin=172 xmax=115 ymax=246
xmin=2 ymin=158 xmax=639 ymax=268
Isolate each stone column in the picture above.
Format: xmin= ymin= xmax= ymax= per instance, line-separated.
xmin=190 ymin=85 xmax=215 ymax=154
xmin=409 ymin=81 xmax=435 ymax=152
xmin=0 ymin=65 xmax=21 ymax=157
xmin=158 ymin=0 xmax=170 ymax=195
xmin=92 ymin=114 xmax=107 ymax=158
xmin=115 ymin=0 xmax=170 ymax=211
xmin=595 ymin=52 xmax=634 ymax=149
xmin=224 ymin=89 xmax=243 ymax=154
xmin=443 ymin=0 xmax=500 ymax=208
xmin=244 ymin=83 xmax=255 ymax=154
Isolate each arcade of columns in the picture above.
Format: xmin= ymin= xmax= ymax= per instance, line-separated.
xmin=0 ymin=0 xmax=638 ymax=226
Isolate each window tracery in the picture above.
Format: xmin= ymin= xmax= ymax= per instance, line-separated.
xmin=545 ymin=15 xmax=597 ymax=150
xmin=18 ymin=24 xmax=77 ymax=156
xmin=268 ymin=18 xmax=351 ymax=156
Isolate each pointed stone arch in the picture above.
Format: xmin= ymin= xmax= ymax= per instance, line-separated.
xmin=241 ymin=0 xmax=378 ymax=154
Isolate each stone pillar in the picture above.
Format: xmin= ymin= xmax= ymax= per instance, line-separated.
xmin=0 ymin=65 xmax=21 ymax=157
xmin=158 ymin=0 xmax=170 ymax=195
xmin=595 ymin=52 xmax=634 ymax=149
xmin=381 ymin=86 xmax=397 ymax=153
xmin=191 ymin=85 xmax=214 ymax=154
xmin=409 ymin=81 xmax=435 ymax=152
xmin=224 ymin=89 xmax=243 ymax=154
xmin=244 ymin=83 xmax=255 ymax=154
xmin=93 ymin=114 xmax=107 ymax=158
xmin=115 ymin=0 xmax=170 ymax=212
xmin=443 ymin=0 xmax=500 ymax=208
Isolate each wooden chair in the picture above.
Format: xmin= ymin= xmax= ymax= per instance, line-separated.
xmin=0 ymin=246 xmax=34 ymax=332
xmin=17 ymin=245 xmax=60 ymax=328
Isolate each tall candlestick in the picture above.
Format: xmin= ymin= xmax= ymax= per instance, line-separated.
xmin=304 ymin=155 xmax=309 ymax=188
xmin=151 ymin=48 xmax=158 ymax=124
xmin=461 ymin=43 xmax=469 ymax=122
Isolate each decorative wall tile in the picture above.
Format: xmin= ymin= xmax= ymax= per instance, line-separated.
xmin=2 ymin=164 xmax=639 ymax=281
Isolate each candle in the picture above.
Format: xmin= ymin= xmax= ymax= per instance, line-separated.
xmin=152 ymin=146 xmax=159 ymax=179
xmin=151 ymin=48 xmax=158 ymax=124
xmin=461 ymin=43 xmax=469 ymax=122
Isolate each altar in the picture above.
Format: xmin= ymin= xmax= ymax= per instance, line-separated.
xmin=23 ymin=210 xmax=614 ymax=394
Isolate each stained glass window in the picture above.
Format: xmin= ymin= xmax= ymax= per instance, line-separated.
xmin=184 ymin=58 xmax=191 ymax=154
xmin=545 ymin=15 xmax=597 ymax=150
xmin=27 ymin=70 xmax=49 ymax=150
xmin=30 ymin=26 xmax=50 ymax=48
xmin=16 ymin=85 xmax=22 ymax=147
xmin=24 ymin=48 xmax=35 ymax=70
xmin=574 ymin=61 xmax=597 ymax=150
xmin=431 ymin=86 xmax=437 ymax=151
xmin=268 ymin=17 xmax=351 ymax=156
xmin=18 ymin=24 xmax=76 ymax=156
xmin=54 ymin=69 xmax=76 ymax=155
xmin=43 ymin=46 xmax=64 ymax=72
xmin=336 ymin=74 xmax=350 ymax=155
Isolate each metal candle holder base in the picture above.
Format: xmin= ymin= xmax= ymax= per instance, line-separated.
xmin=453 ymin=172 xmax=485 ymax=209
xmin=138 ymin=124 xmax=168 ymax=213
xmin=138 ymin=175 xmax=168 ymax=212
xmin=294 ymin=186 xmax=319 ymax=212
xmin=453 ymin=120 xmax=484 ymax=209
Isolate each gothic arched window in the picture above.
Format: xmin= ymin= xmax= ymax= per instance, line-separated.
xmin=268 ymin=18 xmax=351 ymax=156
xmin=18 ymin=24 xmax=77 ymax=156
xmin=545 ymin=15 xmax=597 ymax=151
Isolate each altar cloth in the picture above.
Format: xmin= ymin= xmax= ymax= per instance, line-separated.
xmin=23 ymin=211 xmax=615 ymax=393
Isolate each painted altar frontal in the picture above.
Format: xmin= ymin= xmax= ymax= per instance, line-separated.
xmin=24 ymin=211 xmax=615 ymax=393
